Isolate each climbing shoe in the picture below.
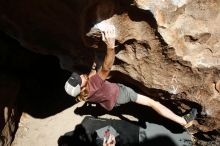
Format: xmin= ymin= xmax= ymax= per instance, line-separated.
xmin=183 ymin=108 xmax=198 ymax=128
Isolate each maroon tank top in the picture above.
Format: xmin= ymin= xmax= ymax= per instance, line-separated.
xmin=86 ymin=73 xmax=119 ymax=111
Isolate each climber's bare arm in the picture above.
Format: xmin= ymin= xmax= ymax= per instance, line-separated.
xmin=98 ymin=25 xmax=116 ymax=80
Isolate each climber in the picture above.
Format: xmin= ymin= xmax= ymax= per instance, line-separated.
xmin=64 ymin=24 xmax=197 ymax=128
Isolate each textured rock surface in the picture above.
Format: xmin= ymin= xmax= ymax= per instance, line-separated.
xmin=134 ymin=0 xmax=220 ymax=68
xmin=0 ymin=0 xmax=220 ymax=145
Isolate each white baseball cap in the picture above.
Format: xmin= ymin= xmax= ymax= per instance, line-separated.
xmin=64 ymin=72 xmax=82 ymax=97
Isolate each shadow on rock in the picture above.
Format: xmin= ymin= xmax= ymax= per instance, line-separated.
xmin=17 ymin=55 xmax=77 ymax=118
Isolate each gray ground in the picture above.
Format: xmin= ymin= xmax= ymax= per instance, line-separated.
xmin=139 ymin=122 xmax=192 ymax=145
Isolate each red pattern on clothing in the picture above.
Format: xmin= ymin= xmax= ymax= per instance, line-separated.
xmin=87 ymin=74 xmax=119 ymax=111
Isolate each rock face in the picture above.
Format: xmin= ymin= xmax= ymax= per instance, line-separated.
xmin=135 ymin=0 xmax=220 ymax=68
xmin=0 ymin=0 xmax=220 ymax=145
